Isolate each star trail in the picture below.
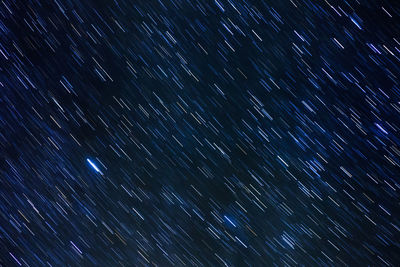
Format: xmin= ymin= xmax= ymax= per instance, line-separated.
xmin=87 ymin=158 xmax=103 ymax=175
xmin=1 ymin=0 xmax=400 ymax=266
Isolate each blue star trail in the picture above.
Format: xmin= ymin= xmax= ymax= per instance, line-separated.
xmin=0 ymin=0 xmax=400 ymax=266
xmin=87 ymin=158 xmax=103 ymax=175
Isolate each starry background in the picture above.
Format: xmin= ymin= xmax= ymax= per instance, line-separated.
xmin=1 ymin=0 xmax=400 ymax=266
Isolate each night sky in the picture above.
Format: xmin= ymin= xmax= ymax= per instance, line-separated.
xmin=1 ymin=0 xmax=400 ymax=266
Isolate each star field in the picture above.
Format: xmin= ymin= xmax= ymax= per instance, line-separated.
xmin=1 ymin=0 xmax=400 ymax=266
